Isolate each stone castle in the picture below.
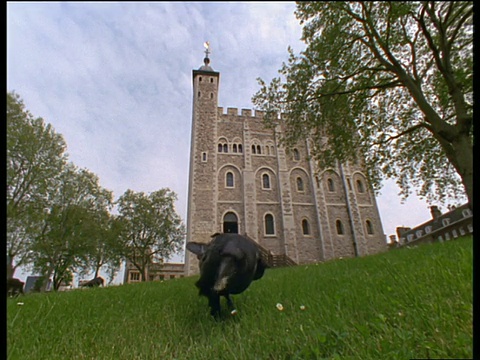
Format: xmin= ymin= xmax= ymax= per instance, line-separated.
xmin=184 ymin=51 xmax=387 ymax=275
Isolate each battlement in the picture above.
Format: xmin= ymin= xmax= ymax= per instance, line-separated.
xmin=218 ymin=107 xmax=265 ymax=119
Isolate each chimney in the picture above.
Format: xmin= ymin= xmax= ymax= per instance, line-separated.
xmin=430 ymin=206 xmax=442 ymax=219
xmin=396 ymin=226 xmax=411 ymax=239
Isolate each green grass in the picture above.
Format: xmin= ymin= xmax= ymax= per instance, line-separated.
xmin=8 ymin=236 xmax=473 ymax=359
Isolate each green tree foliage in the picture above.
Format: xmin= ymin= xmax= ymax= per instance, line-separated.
xmin=115 ymin=189 xmax=185 ymax=281
xmin=253 ymin=2 xmax=472 ymax=207
xmin=77 ymin=209 xmax=123 ymax=283
xmin=30 ymin=163 xmax=114 ymax=290
xmin=7 ymin=91 xmax=68 ymax=279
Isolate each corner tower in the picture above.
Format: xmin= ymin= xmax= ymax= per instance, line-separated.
xmin=185 ymin=44 xmax=220 ymax=275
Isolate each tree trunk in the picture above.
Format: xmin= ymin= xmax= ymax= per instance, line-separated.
xmin=41 ymin=267 xmax=54 ymax=292
xmin=141 ymin=266 xmax=148 ymax=282
xmin=94 ymin=266 xmax=100 ymax=278
xmin=452 ymin=135 xmax=473 ymax=210
xmin=6 ymin=256 xmax=14 ymax=279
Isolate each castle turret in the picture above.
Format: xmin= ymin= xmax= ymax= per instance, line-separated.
xmin=185 ymin=43 xmax=220 ymax=275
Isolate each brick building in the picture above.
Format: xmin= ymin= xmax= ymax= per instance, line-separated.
xmin=185 ymin=50 xmax=387 ymax=275
xmin=395 ymin=204 xmax=473 ymax=247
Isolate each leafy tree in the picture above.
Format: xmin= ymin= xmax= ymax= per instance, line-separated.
xmin=77 ymin=210 xmax=123 ymax=284
xmin=30 ymin=163 xmax=114 ymax=290
xmin=253 ymin=2 xmax=472 ymax=208
xmin=7 ymin=91 xmax=68 ymax=279
xmin=115 ymin=189 xmax=185 ymax=282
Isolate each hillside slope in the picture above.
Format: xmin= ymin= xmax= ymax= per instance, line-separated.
xmin=8 ymin=236 xmax=472 ymax=359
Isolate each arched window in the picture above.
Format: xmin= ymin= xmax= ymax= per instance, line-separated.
xmin=252 ymin=145 xmax=256 ymax=154
xmin=296 ymin=177 xmax=304 ymax=192
xmin=336 ymin=220 xmax=344 ymax=235
xmin=223 ymin=144 xmax=228 ymax=153
xmin=233 ymin=144 xmax=237 ymax=153
xmin=226 ymin=172 xmax=234 ymax=188
xmin=366 ymin=220 xmax=374 ymax=235
xmin=356 ymin=179 xmax=365 ymax=193
xmin=265 ymin=214 xmax=275 ymax=235
xmin=293 ymin=148 xmax=300 ymax=160
xmin=327 ymin=178 xmax=335 ymax=192
xmin=262 ymin=174 xmax=270 ymax=189
xmin=223 ymin=212 xmax=238 ymax=233
xmin=218 ymin=144 xmax=223 ymax=152
xmin=257 ymin=145 xmax=261 ymax=154
xmin=238 ymin=144 xmax=243 ymax=153
xmin=302 ymin=219 xmax=310 ymax=235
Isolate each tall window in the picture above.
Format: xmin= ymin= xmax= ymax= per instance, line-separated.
xmin=296 ymin=177 xmax=304 ymax=192
xmin=218 ymin=142 xmax=228 ymax=153
xmin=302 ymin=219 xmax=310 ymax=235
xmin=265 ymin=214 xmax=275 ymax=235
xmin=336 ymin=220 xmax=344 ymax=235
xmin=252 ymin=145 xmax=256 ymax=154
xmin=293 ymin=148 xmax=300 ymax=161
xmin=327 ymin=178 xmax=335 ymax=192
xmin=262 ymin=174 xmax=270 ymax=189
xmin=356 ymin=179 xmax=365 ymax=193
xmin=366 ymin=220 xmax=374 ymax=235
xmin=226 ymin=172 xmax=234 ymax=188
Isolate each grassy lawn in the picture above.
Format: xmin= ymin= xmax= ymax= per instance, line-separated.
xmin=7 ymin=236 xmax=472 ymax=359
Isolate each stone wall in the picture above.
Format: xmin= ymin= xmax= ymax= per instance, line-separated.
xmin=186 ymin=67 xmax=387 ymax=276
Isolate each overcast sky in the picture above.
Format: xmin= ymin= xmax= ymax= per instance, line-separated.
xmin=7 ymin=2 xmax=457 ymax=272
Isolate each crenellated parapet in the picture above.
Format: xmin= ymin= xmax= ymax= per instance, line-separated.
xmin=217 ymin=107 xmax=265 ymax=119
